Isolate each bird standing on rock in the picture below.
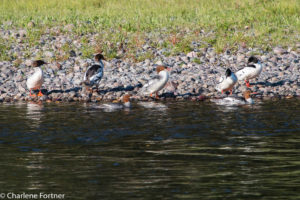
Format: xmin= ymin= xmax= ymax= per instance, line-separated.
xmin=139 ymin=65 xmax=170 ymax=99
xmin=26 ymin=60 xmax=47 ymax=97
xmin=83 ymin=53 xmax=105 ymax=92
xmin=236 ymin=56 xmax=263 ymax=87
xmin=215 ymin=68 xmax=237 ymax=95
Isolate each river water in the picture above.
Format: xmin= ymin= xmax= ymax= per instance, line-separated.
xmin=0 ymin=100 xmax=299 ymax=199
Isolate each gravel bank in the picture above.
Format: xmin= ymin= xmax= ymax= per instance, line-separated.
xmin=0 ymin=29 xmax=299 ymax=103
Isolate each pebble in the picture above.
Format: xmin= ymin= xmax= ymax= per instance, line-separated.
xmin=273 ymin=47 xmax=287 ymax=55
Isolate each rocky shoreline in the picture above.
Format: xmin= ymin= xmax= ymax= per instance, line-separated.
xmin=0 ymin=28 xmax=299 ymax=103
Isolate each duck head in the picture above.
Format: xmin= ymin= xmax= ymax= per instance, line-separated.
xmin=32 ymin=60 xmax=47 ymax=67
xmin=248 ymin=56 xmax=260 ymax=64
xmin=156 ymin=65 xmax=171 ymax=74
xmin=94 ymin=53 xmax=106 ymax=62
xmin=243 ymin=90 xmax=255 ymax=104
xmin=122 ymin=94 xmax=131 ymax=107
xmin=225 ymin=68 xmax=232 ymax=77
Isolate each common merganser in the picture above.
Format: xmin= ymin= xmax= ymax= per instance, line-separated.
xmin=140 ymin=66 xmax=170 ymax=99
xmin=211 ymin=91 xmax=255 ymax=106
xmin=26 ymin=60 xmax=47 ymax=97
xmin=99 ymin=94 xmax=131 ymax=111
xmin=215 ymin=68 xmax=237 ymax=95
xmin=236 ymin=56 xmax=263 ymax=87
xmin=83 ymin=53 xmax=105 ymax=92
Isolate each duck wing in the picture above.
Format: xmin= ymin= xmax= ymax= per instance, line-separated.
xmin=139 ymin=75 xmax=160 ymax=94
xmin=26 ymin=68 xmax=43 ymax=89
xmin=236 ymin=65 xmax=256 ymax=81
xmin=84 ymin=64 xmax=103 ymax=85
xmin=215 ymin=75 xmax=225 ymax=92
xmin=217 ymin=75 xmax=225 ymax=84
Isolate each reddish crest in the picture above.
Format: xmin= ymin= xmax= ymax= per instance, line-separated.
xmin=122 ymin=94 xmax=131 ymax=103
xmin=243 ymin=91 xmax=251 ymax=99
xmin=156 ymin=65 xmax=166 ymax=74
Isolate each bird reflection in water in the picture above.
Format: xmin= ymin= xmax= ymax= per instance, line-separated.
xmin=26 ymin=101 xmax=44 ymax=128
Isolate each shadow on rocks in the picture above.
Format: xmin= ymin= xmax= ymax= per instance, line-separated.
xmin=98 ymin=83 xmax=142 ymax=95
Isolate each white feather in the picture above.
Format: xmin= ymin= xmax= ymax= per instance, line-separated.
xmin=26 ymin=67 xmax=43 ymax=90
xmin=236 ymin=63 xmax=263 ymax=81
xmin=215 ymin=72 xmax=237 ymax=92
xmin=140 ymin=70 xmax=169 ymax=95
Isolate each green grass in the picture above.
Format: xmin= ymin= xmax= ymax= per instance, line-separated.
xmin=0 ymin=0 xmax=299 ymax=61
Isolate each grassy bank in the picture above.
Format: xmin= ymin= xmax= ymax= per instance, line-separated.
xmin=0 ymin=0 xmax=299 ymax=61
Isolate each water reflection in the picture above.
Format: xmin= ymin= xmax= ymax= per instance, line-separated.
xmin=137 ymin=101 xmax=168 ymax=109
xmin=26 ymin=102 xmax=43 ymax=128
xmin=25 ymin=152 xmax=46 ymax=190
xmin=0 ymin=100 xmax=299 ymax=199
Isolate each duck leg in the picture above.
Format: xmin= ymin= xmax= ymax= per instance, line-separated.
xmin=229 ymin=90 xmax=233 ymax=95
xmin=29 ymin=89 xmax=36 ymax=97
xmin=96 ymin=83 xmax=100 ymax=93
xmin=245 ymin=80 xmax=251 ymax=88
xmin=155 ymin=92 xmax=159 ymax=99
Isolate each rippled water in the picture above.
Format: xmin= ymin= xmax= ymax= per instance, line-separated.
xmin=0 ymin=100 xmax=299 ymax=199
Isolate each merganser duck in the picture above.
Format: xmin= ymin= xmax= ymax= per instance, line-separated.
xmin=215 ymin=68 xmax=237 ymax=95
xmin=236 ymin=56 xmax=263 ymax=87
xmin=140 ymin=65 xmax=170 ymax=99
xmin=26 ymin=60 xmax=46 ymax=97
xmin=83 ymin=53 xmax=105 ymax=92
xmin=211 ymin=91 xmax=255 ymax=106
xmin=99 ymin=94 xmax=131 ymax=111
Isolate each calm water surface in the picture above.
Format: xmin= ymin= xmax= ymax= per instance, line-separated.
xmin=0 ymin=100 xmax=299 ymax=199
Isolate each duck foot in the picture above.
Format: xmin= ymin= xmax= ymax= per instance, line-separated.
xmin=37 ymin=90 xmax=43 ymax=97
xmin=245 ymin=80 xmax=251 ymax=88
xmin=155 ymin=92 xmax=159 ymax=100
xmin=29 ymin=89 xmax=36 ymax=97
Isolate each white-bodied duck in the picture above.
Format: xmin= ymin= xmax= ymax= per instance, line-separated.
xmin=83 ymin=53 xmax=105 ymax=92
xmin=99 ymin=94 xmax=131 ymax=111
xmin=236 ymin=56 xmax=263 ymax=87
xmin=211 ymin=91 xmax=255 ymax=106
xmin=140 ymin=65 xmax=170 ymax=99
xmin=26 ymin=60 xmax=47 ymax=97
xmin=215 ymin=68 xmax=237 ymax=95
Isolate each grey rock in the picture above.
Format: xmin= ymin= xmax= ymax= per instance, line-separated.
xmin=273 ymin=47 xmax=287 ymax=55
